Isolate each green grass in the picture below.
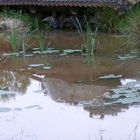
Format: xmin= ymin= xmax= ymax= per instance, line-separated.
xmin=39 ymin=30 xmax=47 ymax=52
xmin=10 ymin=26 xmax=21 ymax=52
xmin=0 ymin=10 xmax=51 ymax=53
xmin=95 ymin=7 xmax=120 ymax=32
xmin=117 ymin=5 xmax=140 ymax=47
xmin=83 ymin=24 xmax=98 ymax=56
xmin=75 ymin=16 xmax=98 ymax=56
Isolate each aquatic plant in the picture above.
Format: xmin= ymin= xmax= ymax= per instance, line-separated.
xmin=75 ymin=17 xmax=99 ymax=83
xmin=38 ymin=30 xmax=47 ymax=53
xmin=82 ymin=24 xmax=98 ymax=56
xmin=75 ymin=16 xmax=98 ymax=56
xmin=95 ymin=6 xmax=120 ymax=32
xmin=118 ymin=6 xmax=140 ymax=47
xmin=0 ymin=10 xmax=40 ymax=31
xmin=1 ymin=10 xmax=49 ymax=53
xmin=9 ymin=26 xmax=21 ymax=52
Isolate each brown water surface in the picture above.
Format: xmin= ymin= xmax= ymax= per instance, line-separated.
xmin=0 ymin=32 xmax=140 ymax=140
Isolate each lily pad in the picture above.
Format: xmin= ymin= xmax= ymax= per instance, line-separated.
xmin=117 ymin=54 xmax=137 ymax=60
xmin=24 ymin=105 xmax=41 ymax=109
xmin=29 ymin=64 xmax=44 ymax=67
xmin=3 ymin=52 xmax=20 ymax=57
xmin=42 ymin=66 xmax=52 ymax=70
xmin=32 ymin=51 xmax=41 ymax=54
xmin=48 ymin=47 xmax=55 ymax=50
xmin=63 ymin=49 xmax=82 ymax=55
xmin=33 ymin=47 xmax=40 ymax=51
xmin=99 ymin=74 xmax=122 ymax=79
xmin=41 ymin=50 xmax=60 ymax=54
xmin=124 ymin=81 xmax=140 ymax=90
xmin=0 ymin=107 xmax=12 ymax=112
xmin=105 ymin=80 xmax=140 ymax=105
xmin=60 ymin=53 xmax=68 ymax=56
xmin=23 ymin=54 xmax=34 ymax=57
xmin=0 ymin=90 xmax=17 ymax=95
xmin=116 ymin=96 xmax=140 ymax=104
xmin=32 ymin=74 xmax=45 ymax=78
xmin=14 ymin=108 xmax=22 ymax=111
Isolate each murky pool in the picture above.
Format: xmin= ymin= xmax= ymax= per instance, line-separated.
xmin=0 ymin=32 xmax=140 ymax=140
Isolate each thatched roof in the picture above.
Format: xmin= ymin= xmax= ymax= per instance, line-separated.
xmin=0 ymin=0 xmax=129 ymax=8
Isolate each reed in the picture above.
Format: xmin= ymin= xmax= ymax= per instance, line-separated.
xmin=117 ymin=6 xmax=140 ymax=47
xmin=10 ymin=26 xmax=21 ymax=52
xmin=39 ymin=30 xmax=47 ymax=52
xmin=95 ymin=6 xmax=120 ymax=32
xmin=82 ymin=24 xmax=98 ymax=56
xmin=75 ymin=16 xmax=98 ymax=56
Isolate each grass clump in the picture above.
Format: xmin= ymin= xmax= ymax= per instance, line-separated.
xmin=82 ymin=24 xmax=98 ymax=56
xmin=10 ymin=26 xmax=21 ymax=52
xmin=0 ymin=10 xmax=40 ymax=31
xmin=39 ymin=30 xmax=47 ymax=52
xmin=118 ymin=5 xmax=140 ymax=47
xmin=95 ymin=7 xmax=120 ymax=32
xmin=75 ymin=16 xmax=98 ymax=56
xmin=0 ymin=10 xmax=50 ymax=53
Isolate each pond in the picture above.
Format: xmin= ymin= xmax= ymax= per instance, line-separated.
xmin=0 ymin=32 xmax=140 ymax=140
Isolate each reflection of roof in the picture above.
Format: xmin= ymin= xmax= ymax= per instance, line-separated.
xmin=43 ymin=78 xmax=108 ymax=103
xmin=0 ymin=0 xmax=129 ymax=8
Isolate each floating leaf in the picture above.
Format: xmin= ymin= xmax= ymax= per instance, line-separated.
xmin=41 ymin=50 xmax=60 ymax=54
xmin=113 ymin=96 xmax=140 ymax=104
xmin=99 ymin=74 xmax=122 ymax=79
xmin=60 ymin=53 xmax=67 ymax=56
xmin=14 ymin=108 xmax=22 ymax=111
xmin=0 ymin=107 xmax=12 ymax=112
xmin=48 ymin=47 xmax=55 ymax=50
xmin=3 ymin=52 xmax=20 ymax=57
xmin=24 ymin=105 xmax=41 ymax=109
xmin=24 ymin=54 xmax=34 ymax=57
xmin=42 ymin=66 xmax=52 ymax=70
xmin=0 ymin=90 xmax=17 ymax=95
xmin=63 ymin=49 xmax=82 ymax=54
xmin=117 ymin=54 xmax=137 ymax=60
xmin=29 ymin=64 xmax=44 ymax=67
xmin=33 ymin=47 xmax=40 ymax=51
xmin=32 ymin=74 xmax=45 ymax=78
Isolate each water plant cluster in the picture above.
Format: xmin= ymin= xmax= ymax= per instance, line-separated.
xmin=117 ymin=5 xmax=140 ymax=48
xmin=0 ymin=4 xmax=140 ymax=55
xmin=0 ymin=10 xmax=100 ymax=58
xmin=0 ymin=10 xmax=49 ymax=53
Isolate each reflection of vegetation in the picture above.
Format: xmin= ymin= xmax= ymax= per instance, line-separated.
xmin=76 ymin=19 xmax=99 ymax=82
xmin=0 ymin=94 xmax=15 ymax=102
xmin=84 ymin=104 xmax=128 ymax=118
xmin=0 ymin=70 xmax=30 ymax=94
xmin=78 ymin=55 xmax=97 ymax=83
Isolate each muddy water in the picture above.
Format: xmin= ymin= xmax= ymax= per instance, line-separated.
xmin=0 ymin=32 xmax=140 ymax=140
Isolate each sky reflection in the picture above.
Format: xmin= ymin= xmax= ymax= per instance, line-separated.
xmin=0 ymin=79 xmax=140 ymax=140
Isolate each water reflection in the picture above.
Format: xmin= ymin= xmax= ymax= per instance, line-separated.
xmin=42 ymin=78 xmax=130 ymax=118
xmin=0 ymin=69 xmax=30 ymax=101
xmin=84 ymin=103 xmax=129 ymax=119
xmin=0 ymin=79 xmax=140 ymax=140
xmin=42 ymin=78 xmax=107 ymax=103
